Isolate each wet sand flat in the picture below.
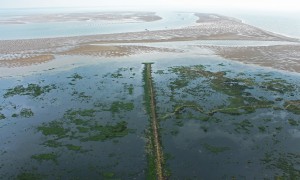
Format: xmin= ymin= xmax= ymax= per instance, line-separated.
xmin=1 ymin=13 xmax=299 ymax=73
xmin=0 ymin=12 xmax=162 ymax=24
xmin=202 ymin=45 xmax=300 ymax=72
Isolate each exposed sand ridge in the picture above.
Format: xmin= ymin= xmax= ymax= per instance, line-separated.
xmin=0 ymin=12 xmax=299 ymax=73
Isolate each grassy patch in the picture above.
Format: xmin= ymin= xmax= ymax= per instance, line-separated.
xmin=20 ymin=108 xmax=34 ymax=118
xmin=64 ymin=109 xmax=96 ymax=121
xmin=31 ymin=153 xmax=58 ymax=163
xmin=258 ymin=126 xmax=266 ymax=133
xmin=128 ymin=84 xmax=134 ymax=95
xmin=68 ymin=73 xmax=83 ymax=81
xmin=65 ymin=144 xmax=81 ymax=151
xmin=109 ymin=101 xmax=134 ymax=114
xmin=43 ymin=140 xmax=62 ymax=148
xmin=0 ymin=113 xmax=5 ymax=120
xmin=284 ymin=100 xmax=300 ymax=115
xmin=16 ymin=172 xmax=44 ymax=180
xmin=234 ymin=120 xmax=253 ymax=133
xmin=81 ymin=121 xmax=131 ymax=142
xmin=261 ymin=79 xmax=295 ymax=94
xmin=288 ymin=119 xmax=299 ymax=126
xmin=102 ymin=172 xmax=115 ymax=179
xmin=4 ymin=84 xmax=56 ymax=98
xmin=37 ymin=121 xmax=69 ymax=138
xmin=202 ymin=143 xmax=230 ymax=154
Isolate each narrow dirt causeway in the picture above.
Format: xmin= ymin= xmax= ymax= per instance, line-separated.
xmin=143 ymin=63 xmax=165 ymax=180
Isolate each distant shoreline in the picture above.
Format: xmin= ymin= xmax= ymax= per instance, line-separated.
xmin=0 ymin=12 xmax=299 ymax=74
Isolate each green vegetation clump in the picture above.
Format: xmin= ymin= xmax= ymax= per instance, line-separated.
xmin=262 ymin=153 xmax=300 ymax=179
xmin=0 ymin=113 xmax=5 ymax=120
xmin=202 ymin=143 xmax=230 ymax=154
xmin=68 ymin=73 xmax=83 ymax=81
xmin=102 ymin=172 xmax=115 ymax=179
xmin=275 ymin=157 xmax=300 ymax=178
xmin=258 ymin=126 xmax=266 ymax=132
xmin=37 ymin=108 xmax=133 ymax=154
xmin=284 ymin=100 xmax=300 ymax=115
xmin=11 ymin=108 xmax=34 ymax=118
xmin=4 ymin=84 xmax=56 ymax=98
xmin=43 ymin=140 xmax=62 ymax=148
xmin=234 ymin=120 xmax=253 ymax=133
xmin=128 ymin=84 xmax=134 ymax=95
xmin=81 ymin=121 xmax=131 ymax=142
xmin=37 ymin=121 xmax=69 ymax=138
xmin=31 ymin=153 xmax=58 ymax=163
xmin=288 ymin=119 xmax=299 ymax=126
xmin=65 ymin=144 xmax=81 ymax=151
xmin=261 ymin=79 xmax=295 ymax=94
xmin=65 ymin=109 xmax=96 ymax=119
xmin=19 ymin=108 xmax=34 ymax=118
xmin=168 ymin=65 xmax=275 ymax=118
xmin=109 ymin=101 xmax=134 ymax=114
xmin=16 ymin=172 xmax=44 ymax=180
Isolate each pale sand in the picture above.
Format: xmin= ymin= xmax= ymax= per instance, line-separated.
xmin=0 ymin=13 xmax=299 ymax=73
xmin=0 ymin=55 xmax=54 ymax=68
xmin=0 ymin=14 xmax=296 ymax=55
xmin=0 ymin=12 xmax=162 ymax=24
xmin=202 ymin=45 xmax=300 ymax=72
xmin=60 ymin=45 xmax=181 ymax=57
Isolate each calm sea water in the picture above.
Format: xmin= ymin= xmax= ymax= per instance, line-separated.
xmin=1 ymin=8 xmax=300 ymax=40
xmin=221 ymin=10 xmax=300 ymax=39
xmin=0 ymin=9 xmax=197 ymax=40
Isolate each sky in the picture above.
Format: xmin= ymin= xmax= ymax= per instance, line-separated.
xmin=1 ymin=0 xmax=299 ymax=12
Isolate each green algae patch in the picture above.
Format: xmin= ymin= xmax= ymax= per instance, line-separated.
xmin=37 ymin=121 xmax=69 ymax=138
xmin=102 ymin=172 xmax=115 ymax=179
xmin=4 ymin=84 xmax=56 ymax=98
xmin=77 ymin=126 xmax=89 ymax=133
xmin=65 ymin=109 xmax=96 ymax=119
xmin=65 ymin=144 xmax=82 ymax=151
xmin=31 ymin=153 xmax=58 ymax=163
xmin=234 ymin=120 xmax=254 ymax=133
xmin=0 ymin=113 xmax=5 ymax=120
xmin=202 ymin=143 xmax=230 ymax=154
xmin=284 ymin=100 xmax=300 ymax=115
xmin=43 ymin=140 xmax=62 ymax=148
xmin=109 ymin=101 xmax=134 ymax=114
xmin=288 ymin=119 xmax=299 ymax=126
xmin=81 ymin=121 xmax=131 ymax=142
xmin=68 ymin=73 xmax=83 ymax=81
xmin=20 ymin=108 xmax=34 ymax=118
xmin=258 ymin=126 xmax=266 ymax=133
xmin=11 ymin=108 xmax=34 ymax=118
xmin=16 ymin=172 xmax=44 ymax=180
xmin=127 ymin=84 xmax=134 ymax=95
xmin=261 ymin=79 xmax=295 ymax=94
xmin=167 ymin=65 xmax=276 ymax=119
xmin=262 ymin=153 xmax=300 ymax=179
xmin=275 ymin=157 xmax=300 ymax=179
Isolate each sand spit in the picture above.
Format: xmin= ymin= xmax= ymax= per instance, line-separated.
xmin=0 ymin=54 xmax=54 ymax=68
xmin=0 ymin=12 xmax=162 ymax=24
xmin=203 ymin=45 xmax=300 ymax=72
xmin=0 ymin=14 xmax=296 ymax=55
xmin=0 ymin=13 xmax=299 ymax=72
xmin=60 ymin=45 xmax=181 ymax=57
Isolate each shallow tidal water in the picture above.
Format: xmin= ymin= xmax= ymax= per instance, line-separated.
xmin=0 ymin=54 xmax=300 ymax=179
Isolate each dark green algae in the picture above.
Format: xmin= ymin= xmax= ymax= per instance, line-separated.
xmin=153 ymin=63 xmax=300 ymax=179
xmin=165 ymin=65 xmax=298 ymax=117
xmin=3 ymin=83 xmax=56 ymax=98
